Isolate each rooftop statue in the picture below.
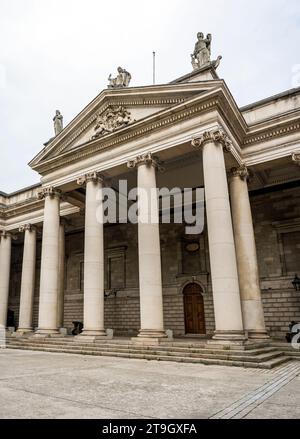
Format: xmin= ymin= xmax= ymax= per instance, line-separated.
xmin=191 ymin=33 xmax=222 ymax=71
xmin=53 ymin=110 xmax=63 ymax=136
xmin=108 ymin=67 xmax=131 ymax=88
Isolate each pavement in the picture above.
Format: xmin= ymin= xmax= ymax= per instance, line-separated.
xmin=0 ymin=349 xmax=299 ymax=419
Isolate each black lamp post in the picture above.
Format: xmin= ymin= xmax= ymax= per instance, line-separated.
xmin=292 ymin=274 xmax=300 ymax=291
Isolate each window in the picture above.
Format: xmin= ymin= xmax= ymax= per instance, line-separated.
xmin=281 ymin=231 xmax=300 ymax=275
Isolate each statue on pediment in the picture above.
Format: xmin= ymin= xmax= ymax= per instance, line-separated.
xmin=108 ymin=67 xmax=131 ymax=88
xmin=91 ymin=106 xmax=133 ymax=140
xmin=53 ymin=110 xmax=63 ymax=135
xmin=191 ymin=33 xmax=212 ymax=70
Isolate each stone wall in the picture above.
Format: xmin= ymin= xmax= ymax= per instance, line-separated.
xmin=251 ymin=184 xmax=300 ymax=338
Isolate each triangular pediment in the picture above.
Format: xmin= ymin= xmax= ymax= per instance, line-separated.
xmin=29 ymin=80 xmax=223 ymax=170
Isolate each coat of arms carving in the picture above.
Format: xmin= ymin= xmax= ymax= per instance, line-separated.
xmin=91 ymin=106 xmax=133 ymax=140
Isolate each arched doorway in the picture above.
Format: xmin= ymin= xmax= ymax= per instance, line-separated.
xmin=183 ymin=283 xmax=206 ymax=335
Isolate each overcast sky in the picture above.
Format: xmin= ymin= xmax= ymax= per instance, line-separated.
xmin=1 ymin=0 xmax=300 ymax=193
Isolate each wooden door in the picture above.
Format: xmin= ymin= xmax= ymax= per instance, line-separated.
xmin=183 ymin=283 xmax=206 ymax=334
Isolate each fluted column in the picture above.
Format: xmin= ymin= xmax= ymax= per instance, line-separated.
xmin=0 ymin=232 xmax=12 ymax=329
xmin=35 ymin=187 xmax=61 ymax=336
xmin=128 ymin=153 xmax=167 ymax=340
xmin=57 ymin=221 xmax=65 ymax=329
xmin=17 ymin=224 xmax=36 ymax=334
xmin=77 ymin=172 xmax=106 ymax=339
xmin=192 ymin=130 xmax=245 ymax=342
xmin=229 ymin=165 xmax=269 ymax=340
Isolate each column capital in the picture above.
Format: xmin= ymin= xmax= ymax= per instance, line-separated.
xmin=77 ymin=171 xmax=104 ymax=186
xmin=19 ymin=224 xmax=37 ymax=233
xmin=37 ymin=186 xmax=62 ymax=200
xmin=0 ymin=230 xmax=16 ymax=240
xmin=230 ymin=164 xmax=249 ymax=181
xmin=292 ymin=152 xmax=300 ymax=166
xmin=192 ymin=129 xmax=233 ymax=152
xmin=60 ymin=217 xmax=69 ymax=227
xmin=127 ymin=152 xmax=164 ymax=171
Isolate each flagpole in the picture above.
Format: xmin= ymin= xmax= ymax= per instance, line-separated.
xmin=153 ymin=51 xmax=156 ymax=85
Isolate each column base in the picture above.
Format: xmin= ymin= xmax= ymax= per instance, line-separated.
xmin=34 ymin=328 xmax=61 ymax=338
xmin=132 ymin=329 xmax=169 ymax=346
xmin=247 ymin=330 xmax=270 ymax=341
xmin=13 ymin=329 xmax=34 ymax=337
xmin=206 ymin=330 xmax=248 ymax=348
xmin=74 ymin=329 xmax=109 ymax=343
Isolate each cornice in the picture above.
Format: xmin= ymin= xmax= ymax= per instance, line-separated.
xmin=1 ymin=198 xmax=44 ymax=219
xmin=244 ymin=119 xmax=300 ymax=146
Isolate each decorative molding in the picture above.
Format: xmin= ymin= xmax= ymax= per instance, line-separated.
xmin=77 ymin=171 xmax=104 ymax=186
xmin=127 ymin=152 xmax=164 ymax=171
xmin=230 ymin=164 xmax=249 ymax=181
xmin=37 ymin=187 xmax=62 ymax=200
xmin=191 ymin=128 xmax=233 ymax=152
xmin=292 ymin=152 xmax=300 ymax=166
xmin=244 ymin=122 xmax=300 ymax=146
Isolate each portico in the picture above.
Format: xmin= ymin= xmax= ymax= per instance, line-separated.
xmin=1 ymin=43 xmax=300 ymax=352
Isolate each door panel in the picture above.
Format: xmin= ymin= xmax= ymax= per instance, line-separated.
xmin=183 ymin=283 xmax=206 ymax=334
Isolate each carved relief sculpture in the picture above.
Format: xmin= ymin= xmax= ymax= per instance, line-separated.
xmin=91 ymin=106 xmax=133 ymax=140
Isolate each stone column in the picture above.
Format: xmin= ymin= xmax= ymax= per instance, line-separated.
xmin=127 ymin=153 xmax=167 ymax=341
xmin=35 ymin=187 xmax=61 ymax=336
xmin=77 ymin=172 xmax=106 ymax=339
xmin=192 ymin=130 xmax=246 ymax=343
xmin=229 ymin=165 xmax=269 ymax=339
xmin=57 ymin=221 xmax=65 ymax=330
xmin=0 ymin=232 xmax=12 ymax=329
xmin=17 ymin=224 xmax=37 ymax=334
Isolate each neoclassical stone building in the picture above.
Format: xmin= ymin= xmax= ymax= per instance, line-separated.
xmin=1 ymin=51 xmax=300 ymax=347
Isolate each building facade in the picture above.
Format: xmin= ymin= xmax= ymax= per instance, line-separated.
xmin=1 ymin=62 xmax=300 ymax=343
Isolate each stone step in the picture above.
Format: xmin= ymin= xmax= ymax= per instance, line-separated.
xmin=6 ymin=344 xmax=289 ymax=369
xmin=271 ymin=344 xmax=300 ymax=360
xmin=7 ymin=340 xmax=280 ymax=362
xmin=7 ymin=337 xmax=276 ymax=355
xmin=7 ymin=336 xmax=271 ymax=350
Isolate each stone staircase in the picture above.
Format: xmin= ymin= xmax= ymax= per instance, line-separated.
xmin=271 ymin=342 xmax=300 ymax=361
xmin=5 ymin=336 xmax=294 ymax=369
